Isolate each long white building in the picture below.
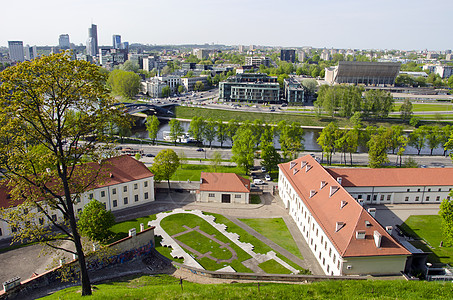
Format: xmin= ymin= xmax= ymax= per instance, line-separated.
xmin=278 ymin=155 xmax=411 ymax=276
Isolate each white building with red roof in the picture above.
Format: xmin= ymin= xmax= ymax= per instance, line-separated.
xmin=278 ymin=155 xmax=411 ymax=276
xmin=326 ymin=168 xmax=453 ymax=205
xmin=197 ymin=172 xmax=251 ymax=204
xmin=0 ymin=155 xmax=155 ymax=241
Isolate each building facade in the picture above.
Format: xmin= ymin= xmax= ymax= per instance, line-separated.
xmin=113 ymin=35 xmax=121 ymax=49
xmin=284 ymin=77 xmax=305 ymax=105
xmin=8 ymin=41 xmax=24 ymax=62
xmin=278 ymin=155 xmax=410 ymax=276
xmin=197 ymin=173 xmax=250 ymax=204
xmin=0 ymin=155 xmax=155 ymax=241
xmin=280 ymin=49 xmax=296 ymax=63
xmin=219 ymin=73 xmax=280 ymax=103
xmin=86 ymin=24 xmax=98 ymax=57
xmin=181 ymin=76 xmax=208 ymax=92
xmin=59 ymin=34 xmax=70 ymax=49
xmin=245 ymin=56 xmax=270 ymax=67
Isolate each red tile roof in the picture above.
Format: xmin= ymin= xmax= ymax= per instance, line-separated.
xmin=199 ymin=172 xmax=251 ymax=193
xmin=279 ymin=155 xmax=410 ymax=258
xmin=0 ymin=155 xmax=153 ymax=209
xmin=326 ymin=167 xmax=453 ymax=187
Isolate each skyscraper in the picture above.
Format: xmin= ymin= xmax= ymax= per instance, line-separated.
xmin=59 ymin=34 xmax=70 ymax=49
xmin=113 ymin=35 xmax=121 ymax=49
xmin=8 ymin=41 xmax=24 ymax=62
xmin=24 ymin=44 xmax=37 ymax=61
xmin=86 ymin=24 xmax=98 ymax=57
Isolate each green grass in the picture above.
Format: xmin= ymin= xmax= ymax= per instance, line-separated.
xmin=107 ymin=214 xmax=158 ymax=244
xmin=258 ymin=259 xmax=292 ymax=274
xmin=239 ymin=218 xmax=303 ymax=260
xmin=175 ymin=230 xmax=234 ymax=260
xmin=394 ymin=102 xmax=453 ymax=112
xmin=399 ymin=215 xmax=453 ymax=264
xmin=160 ymin=213 xmax=252 ymax=272
xmin=250 ymin=194 xmax=261 ymax=204
xmin=42 ymin=274 xmax=453 ymax=299
xmin=170 ymin=164 xmax=247 ymax=181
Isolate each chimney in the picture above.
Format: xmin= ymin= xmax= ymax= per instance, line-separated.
xmin=129 ymin=228 xmax=136 ymax=237
xmin=330 ymin=186 xmax=339 ymax=197
xmin=140 ymin=223 xmax=145 ymax=232
xmin=309 ymin=190 xmax=317 ymax=198
xmin=356 ymin=230 xmax=366 ymax=239
xmin=337 ymin=177 xmax=342 ymax=185
xmin=335 ymin=222 xmax=345 ymax=232
xmin=368 ymin=208 xmax=376 ymax=218
xmin=320 ymin=181 xmax=327 ymax=190
xmin=385 ymin=226 xmax=393 ymax=236
xmin=340 ymin=200 xmax=347 ymax=209
xmin=373 ymin=230 xmax=382 ymax=248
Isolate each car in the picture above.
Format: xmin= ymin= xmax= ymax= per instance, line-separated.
xmin=251 ymin=174 xmax=257 ymax=179
xmin=196 ymin=148 xmax=205 ymax=152
xmin=281 ymin=103 xmax=288 ymax=107
xmin=253 ymin=179 xmax=265 ymax=185
xmin=261 ymin=167 xmax=266 ymax=172
xmin=146 ymin=153 xmax=155 ymax=157
xmin=265 ymin=174 xmax=271 ymax=181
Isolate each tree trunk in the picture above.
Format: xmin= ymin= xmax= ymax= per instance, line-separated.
xmin=167 ymin=179 xmax=171 ymax=191
xmin=350 ymin=152 xmax=353 ymax=166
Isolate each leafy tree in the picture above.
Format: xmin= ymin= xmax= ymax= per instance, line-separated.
xmin=151 ymin=149 xmax=180 ymax=190
xmin=146 ymin=115 xmax=160 ymax=145
xmin=169 ymin=119 xmax=183 ymax=146
xmin=78 ymin=200 xmax=115 ymax=242
xmin=389 ymin=125 xmax=404 ymax=154
xmin=441 ymin=125 xmax=453 ymax=156
xmin=396 ymin=135 xmax=409 ymax=166
xmin=188 ymin=116 xmax=205 ymax=145
xmin=0 ymin=52 xmax=123 ymax=295
xmin=409 ymin=126 xmax=427 ymax=155
xmin=260 ymin=124 xmax=275 ymax=149
xmin=410 ymin=116 xmax=420 ymax=127
xmin=119 ymin=60 xmax=139 ymax=73
xmin=345 ymin=127 xmax=360 ymax=165
xmin=363 ymin=89 xmax=394 ymax=119
xmin=402 ymin=157 xmax=418 ymax=168
xmin=301 ymin=79 xmax=318 ymax=95
xmin=251 ymin=119 xmax=264 ymax=147
xmin=178 ymin=85 xmax=185 ymax=94
xmin=227 ymin=119 xmax=239 ymax=145
xmin=178 ymin=151 xmax=187 ymax=168
xmin=426 ymin=125 xmax=441 ymax=155
xmin=317 ymin=122 xmax=338 ymax=164
xmin=399 ymin=99 xmax=413 ymax=121
xmin=367 ymin=128 xmax=392 ymax=168
xmin=194 ymin=81 xmax=204 ymax=91
xmin=161 ymin=86 xmax=171 ymax=98
xmin=216 ymin=121 xmax=228 ymax=148
xmin=210 ymin=151 xmax=222 ymax=172
xmin=448 ymin=75 xmax=453 ymax=89
xmin=439 ymin=194 xmax=453 ymax=246
xmin=279 ymin=122 xmax=304 ymax=160
xmin=107 ymin=69 xmax=141 ymax=99
xmin=203 ymin=118 xmax=217 ymax=148
xmin=261 ymin=145 xmax=281 ymax=172
xmin=231 ymin=127 xmax=257 ymax=174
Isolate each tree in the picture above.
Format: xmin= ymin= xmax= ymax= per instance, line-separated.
xmin=169 ymin=119 xmax=183 ymax=146
xmin=78 ymin=200 xmax=115 ymax=242
xmin=439 ymin=194 xmax=453 ymax=246
xmin=188 ymin=116 xmax=205 ymax=145
xmin=203 ymin=118 xmax=217 ymax=148
xmin=227 ymin=119 xmax=239 ymax=145
xmin=107 ymin=69 xmax=141 ymax=99
xmin=261 ymin=145 xmax=281 ymax=172
xmin=317 ymin=122 xmax=338 ymax=164
xmin=426 ymin=125 xmax=441 ymax=155
xmin=178 ymin=85 xmax=185 ymax=94
xmin=409 ymin=126 xmax=427 ymax=155
xmin=399 ymin=99 xmax=413 ymax=121
xmin=178 ymin=151 xmax=188 ymax=168
xmin=119 ymin=60 xmax=139 ymax=73
xmin=210 ymin=151 xmax=223 ymax=172
xmin=0 ymin=52 xmax=122 ymax=295
xmin=363 ymin=89 xmax=394 ymax=119
xmin=301 ymin=79 xmax=318 ymax=95
xmin=279 ymin=122 xmax=304 ymax=160
xmin=231 ymin=127 xmax=257 ymax=174
xmin=146 ymin=115 xmax=160 ymax=145
xmin=161 ymin=86 xmax=171 ymax=98
xmin=194 ymin=81 xmax=204 ymax=91
xmin=216 ymin=121 xmax=228 ymax=148
xmin=151 ymin=149 xmax=180 ymax=190
xmin=367 ymin=128 xmax=392 ymax=168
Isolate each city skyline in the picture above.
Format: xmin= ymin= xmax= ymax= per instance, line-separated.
xmin=1 ymin=0 xmax=452 ymax=51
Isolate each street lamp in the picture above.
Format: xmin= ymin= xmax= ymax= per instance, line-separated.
xmin=426 ymin=262 xmax=432 ymax=280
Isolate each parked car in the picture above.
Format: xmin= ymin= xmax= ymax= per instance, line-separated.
xmin=261 ymin=167 xmax=266 ymax=172
xmin=253 ymin=179 xmax=265 ymax=185
xmin=196 ymin=148 xmax=205 ymax=152
xmin=146 ymin=153 xmax=155 ymax=157
xmin=265 ymin=174 xmax=271 ymax=181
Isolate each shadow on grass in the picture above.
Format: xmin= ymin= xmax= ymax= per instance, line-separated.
xmin=399 ymin=223 xmax=442 ymax=264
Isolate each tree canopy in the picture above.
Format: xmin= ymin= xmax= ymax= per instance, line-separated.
xmin=107 ymin=69 xmax=141 ymax=99
xmin=151 ymin=149 xmax=180 ymax=190
xmin=78 ymin=200 xmax=115 ymax=242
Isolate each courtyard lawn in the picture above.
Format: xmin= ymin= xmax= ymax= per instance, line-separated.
xmin=160 ymin=213 xmax=252 ymax=272
xmin=393 ymin=102 xmax=453 ymax=112
xmin=239 ymin=218 xmax=303 ymax=260
xmin=258 ymin=259 xmax=292 ymax=275
xmin=107 ymin=214 xmax=158 ymax=243
xmin=170 ymin=164 xmax=248 ymax=181
xmin=399 ymin=215 xmax=453 ymax=264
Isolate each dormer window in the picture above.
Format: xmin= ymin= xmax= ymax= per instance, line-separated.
xmin=330 ymin=186 xmax=339 ymax=197
xmin=305 ymin=165 xmax=312 ymax=172
xmin=320 ymin=181 xmax=327 ymax=190
xmin=309 ymin=190 xmax=317 ymax=198
xmin=356 ymin=230 xmax=366 ymax=239
xmin=340 ymin=200 xmax=347 ymax=209
xmin=293 ymin=168 xmax=299 ymax=175
xmin=290 ymin=161 xmax=297 ymax=169
xmin=335 ymin=222 xmax=345 ymax=232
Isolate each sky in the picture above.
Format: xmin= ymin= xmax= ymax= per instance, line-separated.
xmin=1 ymin=0 xmax=452 ymax=51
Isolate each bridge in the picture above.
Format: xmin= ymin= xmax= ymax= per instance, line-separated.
xmin=114 ymin=103 xmax=176 ymax=118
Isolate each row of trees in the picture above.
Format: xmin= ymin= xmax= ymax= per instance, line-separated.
xmin=315 ymin=85 xmax=394 ymax=119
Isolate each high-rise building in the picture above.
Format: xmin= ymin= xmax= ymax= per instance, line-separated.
xmin=59 ymin=34 xmax=70 ymax=49
xmin=86 ymin=24 xmax=98 ymax=57
xmin=24 ymin=44 xmax=37 ymax=61
xmin=8 ymin=41 xmax=24 ymax=62
xmin=280 ymin=49 xmax=296 ymax=63
xmin=113 ymin=35 xmax=121 ymax=49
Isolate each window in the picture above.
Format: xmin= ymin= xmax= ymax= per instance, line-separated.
xmin=112 ymin=188 xmax=116 ymax=195
xmin=407 ymin=189 xmax=410 ymax=192
xmin=208 ymin=193 xmax=215 ymax=197
xmin=310 ymin=238 xmax=313 ymax=245
xmin=134 ymin=195 xmax=139 ymax=202
xmin=425 ymin=196 xmax=430 ymax=202
xmin=89 ymin=193 xmax=93 ymax=199
xmin=316 ymin=229 xmax=318 ymax=237
xmin=327 ymin=265 xmax=330 ymax=273
xmin=380 ymin=195 xmax=384 ymax=201
xmin=323 ymin=258 xmax=325 ymax=265
xmin=123 ymin=186 xmax=128 ymax=192
xmin=367 ymin=195 xmax=371 ymax=201
xmin=124 ymin=197 xmax=128 ymax=205
xmin=319 ymin=253 xmax=321 ymax=259
xmin=415 ymin=196 xmax=419 ymax=201
xmin=103 ymin=202 xmax=106 ymax=209
xmin=113 ymin=200 xmax=117 ymax=207
xmin=325 ymin=241 xmax=327 ymax=250
xmin=337 ymin=261 xmax=340 ymax=269
xmin=0 ymin=228 xmax=2 ymax=236
xmin=144 ymin=192 xmax=149 ymax=200
xmin=358 ymin=194 xmax=362 ymax=199
xmin=439 ymin=188 xmax=442 ymax=192
xmin=321 ymin=236 xmax=323 ymax=244
xmin=387 ymin=195 xmax=391 ymax=201
xmin=333 ymin=254 xmax=336 ymax=263
xmin=436 ymin=196 xmax=441 ymax=201
xmin=144 ymin=181 xmax=148 ymax=188
xmin=134 ymin=183 xmax=138 ymax=190
xmin=428 ymin=188 xmax=431 ymax=192
xmin=101 ymin=191 xmax=106 ymax=198
xmin=314 ymin=245 xmax=317 ymax=251
xmin=405 ymin=196 xmax=409 ymax=202
xmin=373 ymin=195 xmax=377 ymax=201
xmin=329 ymin=248 xmax=332 ymax=257
xmin=235 ymin=194 xmax=241 ymax=198
xmin=417 ymin=188 xmax=421 ymax=192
